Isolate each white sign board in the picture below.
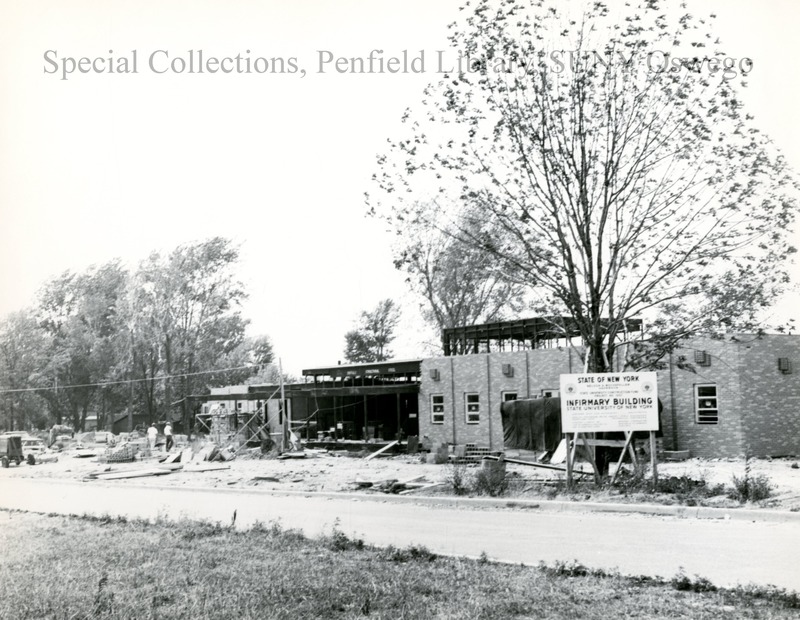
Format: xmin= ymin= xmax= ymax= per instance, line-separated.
xmin=559 ymin=372 xmax=659 ymax=433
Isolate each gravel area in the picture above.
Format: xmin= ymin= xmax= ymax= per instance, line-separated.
xmin=4 ymin=438 xmax=800 ymax=512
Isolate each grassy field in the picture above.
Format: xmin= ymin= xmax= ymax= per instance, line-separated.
xmin=0 ymin=509 xmax=797 ymax=619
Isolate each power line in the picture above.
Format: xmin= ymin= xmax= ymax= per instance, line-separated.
xmin=0 ymin=364 xmax=262 ymax=395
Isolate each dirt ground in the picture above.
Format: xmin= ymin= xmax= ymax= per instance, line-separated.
xmin=4 ymin=438 xmax=800 ymax=512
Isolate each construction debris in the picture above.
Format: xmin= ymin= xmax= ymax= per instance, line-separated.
xmin=217 ymin=448 xmax=236 ymax=462
xmin=277 ymin=451 xmax=306 ymax=460
xmin=355 ymin=474 xmax=431 ymax=494
xmin=398 ymin=482 xmax=445 ymax=495
xmin=364 ymin=440 xmax=399 ymax=461
xmin=105 ymin=442 xmax=138 ymax=463
xmin=194 ymin=444 xmax=219 ymax=462
xmin=251 ymin=475 xmax=281 ymax=482
xmin=74 ymin=448 xmax=100 ymax=458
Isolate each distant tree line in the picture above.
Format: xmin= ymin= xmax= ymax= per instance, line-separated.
xmin=0 ymin=237 xmax=275 ymax=433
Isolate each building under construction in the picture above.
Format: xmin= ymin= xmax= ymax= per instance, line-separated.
xmin=187 ymin=317 xmax=800 ymax=458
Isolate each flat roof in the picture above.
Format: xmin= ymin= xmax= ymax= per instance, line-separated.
xmin=302 ymin=359 xmax=422 ymax=378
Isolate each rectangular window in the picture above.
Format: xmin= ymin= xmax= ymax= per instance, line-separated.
xmin=502 ymin=391 xmax=518 ymax=402
xmin=431 ymin=394 xmax=445 ymax=424
xmin=695 ymin=384 xmax=719 ymax=425
xmin=465 ymin=393 xmax=480 ymax=424
xmin=542 ymin=389 xmax=559 ymax=398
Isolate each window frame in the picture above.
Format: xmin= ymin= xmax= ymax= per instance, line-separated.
xmin=501 ymin=391 xmax=518 ymax=403
xmin=430 ymin=394 xmax=445 ymax=425
xmin=465 ymin=392 xmax=481 ymax=424
xmin=695 ymin=384 xmax=719 ymax=425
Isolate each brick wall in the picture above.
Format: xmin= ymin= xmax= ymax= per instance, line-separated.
xmin=664 ymin=337 xmax=747 ymax=458
xmin=420 ymin=348 xmax=574 ymax=450
xmin=738 ymin=335 xmax=800 ymax=457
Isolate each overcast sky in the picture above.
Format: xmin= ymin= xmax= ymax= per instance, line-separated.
xmin=1 ymin=0 xmax=798 ymax=376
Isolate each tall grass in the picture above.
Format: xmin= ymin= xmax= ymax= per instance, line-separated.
xmin=0 ymin=509 xmax=797 ymax=619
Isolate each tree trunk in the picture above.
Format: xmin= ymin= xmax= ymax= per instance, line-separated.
xmin=163 ymin=336 xmax=172 ymax=425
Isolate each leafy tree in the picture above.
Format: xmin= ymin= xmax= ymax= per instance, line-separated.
xmin=36 ymin=261 xmax=129 ymax=430
xmin=371 ymin=0 xmax=798 ymax=372
xmin=0 ymin=311 xmax=48 ymax=431
xmin=392 ymin=203 xmax=525 ymax=352
xmin=128 ymin=237 xmax=251 ymax=427
xmin=343 ymin=299 xmax=400 ymax=363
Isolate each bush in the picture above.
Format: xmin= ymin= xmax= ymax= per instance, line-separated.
xmin=671 ymin=570 xmax=717 ymax=593
xmin=473 ymin=461 xmax=508 ymax=497
xmin=379 ymin=544 xmax=437 ymax=563
xmin=445 ymin=463 xmax=471 ymax=496
xmin=728 ymin=452 xmax=773 ymax=503
xmin=729 ymin=473 xmax=773 ymax=503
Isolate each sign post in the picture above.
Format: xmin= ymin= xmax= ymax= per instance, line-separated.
xmin=560 ymin=372 xmax=659 ymax=487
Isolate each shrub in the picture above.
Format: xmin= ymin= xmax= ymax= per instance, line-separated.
xmin=379 ymin=544 xmax=437 ymax=563
xmin=445 ymin=463 xmax=471 ymax=496
xmin=728 ymin=452 xmax=773 ymax=503
xmin=473 ymin=461 xmax=508 ymax=497
xmin=671 ymin=569 xmax=717 ymax=593
xmin=729 ymin=473 xmax=773 ymax=503
xmin=323 ymin=523 xmax=365 ymax=552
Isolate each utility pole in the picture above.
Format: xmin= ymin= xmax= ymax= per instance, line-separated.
xmin=279 ymin=358 xmax=288 ymax=451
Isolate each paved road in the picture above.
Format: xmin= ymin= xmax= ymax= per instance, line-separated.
xmin=2 ymin=478 xmax=798 ymax=591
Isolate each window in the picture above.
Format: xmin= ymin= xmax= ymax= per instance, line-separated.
xmin=695 ymin=384 xmax=718 ymax=424
xmin=431 ymin=394 xmax=445 ymax=424
xmin=502 ymin=392 xmax=518 ymax=402
xmin=542 ymin=389 xmax=559 ymax=398
xmin=465 ymin=393 xmax=480 ymax=424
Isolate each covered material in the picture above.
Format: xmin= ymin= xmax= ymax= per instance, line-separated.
xmin=501 ymin=398 xmax=563 ymax=452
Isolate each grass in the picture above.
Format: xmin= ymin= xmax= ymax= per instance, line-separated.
xmin=0 ymin=509 xmax=798 ymax=619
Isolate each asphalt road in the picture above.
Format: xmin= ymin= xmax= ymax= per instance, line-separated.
xmin=2 ymin=478 xmax=798 ymax=591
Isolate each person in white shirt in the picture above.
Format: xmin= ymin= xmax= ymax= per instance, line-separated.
xmin=147 ymin=424 xmax=158 ymax=451
xmin=164 ymin=422 xmax=173 ymax=452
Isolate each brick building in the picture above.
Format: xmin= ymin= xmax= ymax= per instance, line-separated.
xmin=197 ymin=319 xmax=799 ymax=459
xmin=418 ymin=333 xmax=800 ymax=458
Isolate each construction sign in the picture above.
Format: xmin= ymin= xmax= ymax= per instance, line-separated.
xmin=559 ymin=372 xmax=659 ymax=433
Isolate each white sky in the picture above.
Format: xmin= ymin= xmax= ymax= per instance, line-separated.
xmin=1 ymin=0 xmax=799 ymax=377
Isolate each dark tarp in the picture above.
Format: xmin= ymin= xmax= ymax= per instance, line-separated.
xmin=501 ymin=398 xmax=664 ymax=452
xmin=501 ymin=398 xmax=563 ymax=452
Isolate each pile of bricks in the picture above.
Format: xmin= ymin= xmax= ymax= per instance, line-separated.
xmin=454 ymin=443 xmax=495 ymax=465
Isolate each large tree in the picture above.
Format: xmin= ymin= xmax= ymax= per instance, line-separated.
xmin=0 ymin=311 xmax=48 ymax=431
xmin=128 ymin=237 xmax=252 ymax=426
xmin=392 ymin=203 xmax=525 ymax=352
xmin=36 ymin=261 xmax=129 ymax=430
xmin=343 ymin=299 xmax=401 ymax=363
xmin=371 ymin=0 xmax=798 ymax=372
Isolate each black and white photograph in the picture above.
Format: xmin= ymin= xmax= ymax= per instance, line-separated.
xmin=1 ymin=0 xmax=799 ymax=617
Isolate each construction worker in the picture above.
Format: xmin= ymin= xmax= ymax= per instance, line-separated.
xmin=147 ymin=423 xmax=157 ymax=451
xmin=164 ymin=422 xmax=173 ymax=452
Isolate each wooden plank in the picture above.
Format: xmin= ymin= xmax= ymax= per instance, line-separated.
xmin=277 ymin=451 xmax=306 ymax=460
xmin=650 ymin=431 xmax=658 ymax=485
xmin=156 ymin=463 xmax=184 ymax=472
xmin=610 ymin=432 xmax=635 ymax=485
xmin=94 ymin=468 xmax=173 ymax=480
xmin=483 ymin=455 xmax=591 ymax=476
xmin=579 ymin=434 xmax=602 ymax=484
xmin=578 ymin=439 xmax=627 ymax=448
xmin=550 ymin=439 xmax=567 ymax=464
xmin=364 ymin=440 xmax=399 ymax=461
xmin=398 ymin=482 xmax=445 ymax=495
